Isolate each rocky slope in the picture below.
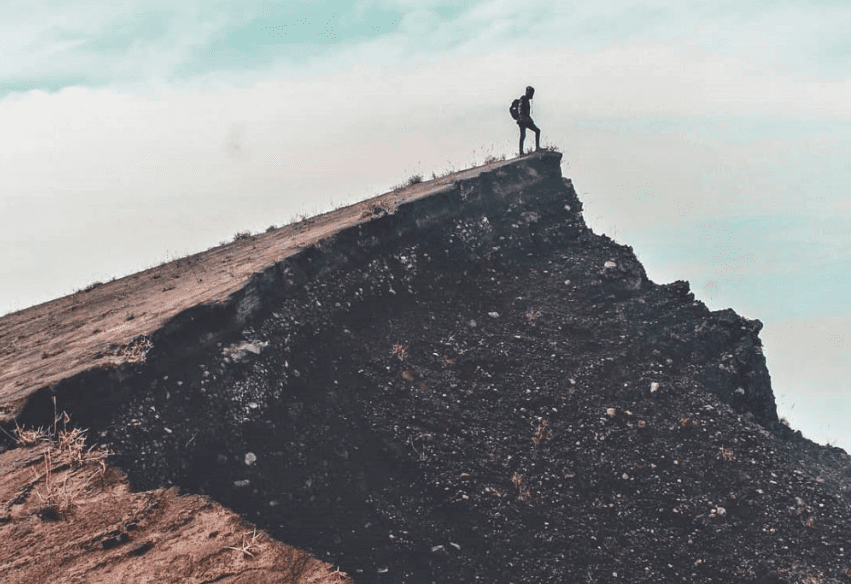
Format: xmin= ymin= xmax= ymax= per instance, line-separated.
xmin=4 ymin=150 xmax=851 ymax=583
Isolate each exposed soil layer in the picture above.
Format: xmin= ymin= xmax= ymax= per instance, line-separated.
xmin=4 ymin=151 xmax=851 ymax=583
xmin=0 ymin=154 xmax=521 ymax=423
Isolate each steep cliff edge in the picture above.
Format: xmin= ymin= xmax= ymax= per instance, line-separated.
xmin=4 ymin=150 xmax=851 ymax=583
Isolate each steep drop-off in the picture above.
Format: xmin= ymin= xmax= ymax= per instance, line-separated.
xmin=4 ymin=151 xmax=851 ymax=583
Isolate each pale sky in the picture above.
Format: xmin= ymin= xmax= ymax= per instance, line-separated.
xmin=2 ymin=1 xmax=850 ymax=452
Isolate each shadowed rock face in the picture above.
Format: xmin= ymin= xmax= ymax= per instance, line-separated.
xmin=5 ymin=151 xmax=851 ymax=583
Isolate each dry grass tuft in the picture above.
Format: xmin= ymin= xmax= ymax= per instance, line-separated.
xmin=511 ymin=472 xmax=531 ymax=502
xmin=9 ymin=398 xmax=111 ymax=520
xmin=532 ymin=418 xmax=552 ymax=445
xmin=391 ymin=344 xmax=408 ymax=360
xmin=511 ymin=472 xmax=523 ymax=488
xmin=226 ymin=527 xmax=262 ymax=558
xmin=15 ymin=425 xmax=48 ymax=447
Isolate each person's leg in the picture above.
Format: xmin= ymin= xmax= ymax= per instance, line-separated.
xmin=528 ymin=120 xmax=541 ymax=151
xmin=518 ymin=124 xmax=527 ymax=155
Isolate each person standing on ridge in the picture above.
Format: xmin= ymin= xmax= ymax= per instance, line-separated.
xmin=510 ymin=85 xmax=541 ymax=155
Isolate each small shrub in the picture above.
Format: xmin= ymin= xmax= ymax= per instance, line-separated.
xmin=407 ymin=174 xmax=423 ymax=186
xmin=232 ymin=231 xmax=253 ymax=242
xmin=266 ymin=225 xmax=277 ymax=233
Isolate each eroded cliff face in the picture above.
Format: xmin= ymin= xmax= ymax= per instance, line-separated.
xmin=14 ymin=152 xmax=777 ymax=433
xmin=5 ymin=151 xmax=851 ymax=584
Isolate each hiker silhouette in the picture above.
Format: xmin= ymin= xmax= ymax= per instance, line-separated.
xmin=511 ymin=86 xmax=540 ymax=155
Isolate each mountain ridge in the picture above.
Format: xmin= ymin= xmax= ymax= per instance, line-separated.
xmin=4 ymin=150 xmax=851 ymax=583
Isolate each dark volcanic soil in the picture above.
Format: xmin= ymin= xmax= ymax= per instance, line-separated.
xmin=4 ymin=151 xmax=851 ymax=583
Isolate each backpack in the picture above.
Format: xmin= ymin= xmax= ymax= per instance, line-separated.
xmin=509 ymin=98 xmax=520 ymax=120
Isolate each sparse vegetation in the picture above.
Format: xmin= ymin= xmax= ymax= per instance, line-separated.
xmin=511 ymin=473 xmax=531 ymax=502
xmin=511 ymin=472 xmax=531 ymax=501
xmin=511 ymin=472 xmax=522 ymax=488
xmin=407 ymin=174 xmax=423 ymax=186
xmin=14 ymin=424 xmax=47 ymax=447
xmin=266 ymin=224 xmax=277 ymax=233
xmin=532 ymin=418 xmax=552 ymax=445
xmin=525 ymin=309 xmax=541 ymax=324
xmin=4 ymin=398 xmax=110 ymax=521
xmin=232 ymin=230 xmax=253 ymax=242
xmin=226 ymin=527 xmax=262 ymax=557
xmin=391 ymin=344 xmax=408 ymax=360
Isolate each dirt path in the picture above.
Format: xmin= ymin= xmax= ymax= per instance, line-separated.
xmin=0 ymin=154 xmax=529 ymax=423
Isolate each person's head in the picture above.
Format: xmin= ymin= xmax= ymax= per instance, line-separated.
xmin=525 ymin=86 xmax=535 ymax=99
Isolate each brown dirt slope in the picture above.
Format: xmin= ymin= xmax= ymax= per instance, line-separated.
xmin=0 ymin=429 xmax=351 ymax=584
